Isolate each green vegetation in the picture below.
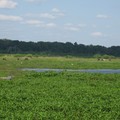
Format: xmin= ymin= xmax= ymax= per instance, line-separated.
xmin=0 ymin=54 xmax=120 ymax=70
xmin=0 ymin=55 xmax=120 ymax=119
xmin=0 ymin=72 xmax=120 ymax=119
xmin=94 ymin=54 xmax=115 ymax=61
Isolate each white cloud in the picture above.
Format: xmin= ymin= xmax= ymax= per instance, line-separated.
xmin=91 ymin=32 xmax=103 ymax=37
xmin=27 ymin=0 xmax=35 ymax=2
xmin=52 ymin=8 xmax=60 ymax=13
xmin=0 ymin=14 xmax=23 ymax=21
xmin=25 ymin=7 xmax=65 ymax=21
xmin=67 ymin=27 xmax=80 ymax=31
xmin=64 ymin=23 xmax=73 ymax=26
xmin=27 ymin=0 xmax=46 ymax=3
xmin=45 ymin=23 xmax=56 ymax=28
xmin=96 ymin=14 xmax=110 ymax=19
xmin=65 ymin=26 xmax=80 ymax=31
xmin=25 ymin=20 xmax=43 ymax=25
xmin=36 ymin=22 xmax=56 ymax=28
xmin=52 ymin=8 xmax=65 ymax=17
xmin=39 ymin=13 xmax=56 ymax=19
xmin=64 ymin=23 xmax=86 ymax=31
xmin=39 ymin=9 xmax=65 ymax=18
xmin=26 ymin=11 xmax=64 ymax=20
xmin=0 ymin=0 xmax=17 ymax=8
xmin=25 ymin=19 xmax=56 ymax=28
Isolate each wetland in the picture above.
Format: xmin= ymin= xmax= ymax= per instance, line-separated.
xmin=0 ymin=54 xmax=120 ymax=119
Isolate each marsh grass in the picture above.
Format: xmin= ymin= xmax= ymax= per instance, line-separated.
xmin=0 ymin=55 xmax=120 ymax=119
xmin=0 ymin=55 xmax=120 ymax=70
xmin=0 ymin=71 xmax=120 ymax=119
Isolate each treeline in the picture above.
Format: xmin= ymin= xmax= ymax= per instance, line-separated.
xmin=0 ymin=39 xmax=120 ymax=57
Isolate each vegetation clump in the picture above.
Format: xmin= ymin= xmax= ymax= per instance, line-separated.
xmin=94 ymin=54 xmax=115 ymax=61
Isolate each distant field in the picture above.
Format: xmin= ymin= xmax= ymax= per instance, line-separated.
xmin=0 ymin=55 xmax=120 ymax=119
xmin=0 ymin=55 xmax=120 ymax=76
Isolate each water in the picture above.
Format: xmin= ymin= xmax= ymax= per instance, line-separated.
xmin=21 ymin=68 xmax=120 ymax=74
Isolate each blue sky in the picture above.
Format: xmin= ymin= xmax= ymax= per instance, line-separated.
xmin=0 ymin=0 xmax=120 ymax=46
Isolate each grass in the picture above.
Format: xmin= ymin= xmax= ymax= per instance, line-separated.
xmin=0 ymin=72 xmax=120 ymax=119
xmin=0 ymin=55 xmax=120 ymax=70
xmin=0 ymin=55 xmax=120 ymax=119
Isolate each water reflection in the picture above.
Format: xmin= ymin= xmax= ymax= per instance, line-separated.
xmin=21 ymin=68 xmax=120 ymax=74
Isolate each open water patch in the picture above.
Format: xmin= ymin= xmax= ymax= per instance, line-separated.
xmin=21 ymin=68 xmax=120 ymax=74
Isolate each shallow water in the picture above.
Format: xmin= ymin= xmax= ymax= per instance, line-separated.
xmin=21 ymin=68 xmax=120 ymax=74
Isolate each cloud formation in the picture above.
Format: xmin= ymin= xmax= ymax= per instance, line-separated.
xmin=0 ymin=0 xmax=17 ymax=8
xmin=26 ymin=8 xmax=65 ymax=20
xmin=52 ymin=8 xmax=65 ymax=17
xmin=91 ymin=32 xmax=103 ymax=37
xmin=64 ymin=23 xmax=86 ymax=32
xmin=25 ymin=19 xmax=56 ymax=28
xmin=25 ymin=20 xmax=43 ymax=25
xmin=27 ymin=0 xmax=46 ymax=3
xmin=96 ymin=14 xmax=110 ymax=19
xmin=52 ymin=8 xmax=60 ymax=13
xmin=45 ymin=23 xmax=56 ymax=28
xmin=0 ymin=14 xmax=23 ymax=21
xmin=39 ymin=13 xmax=55 ymax=19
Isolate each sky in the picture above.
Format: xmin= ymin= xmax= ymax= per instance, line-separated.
xmin=0 ymin=0 xmax=120 ymax=47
